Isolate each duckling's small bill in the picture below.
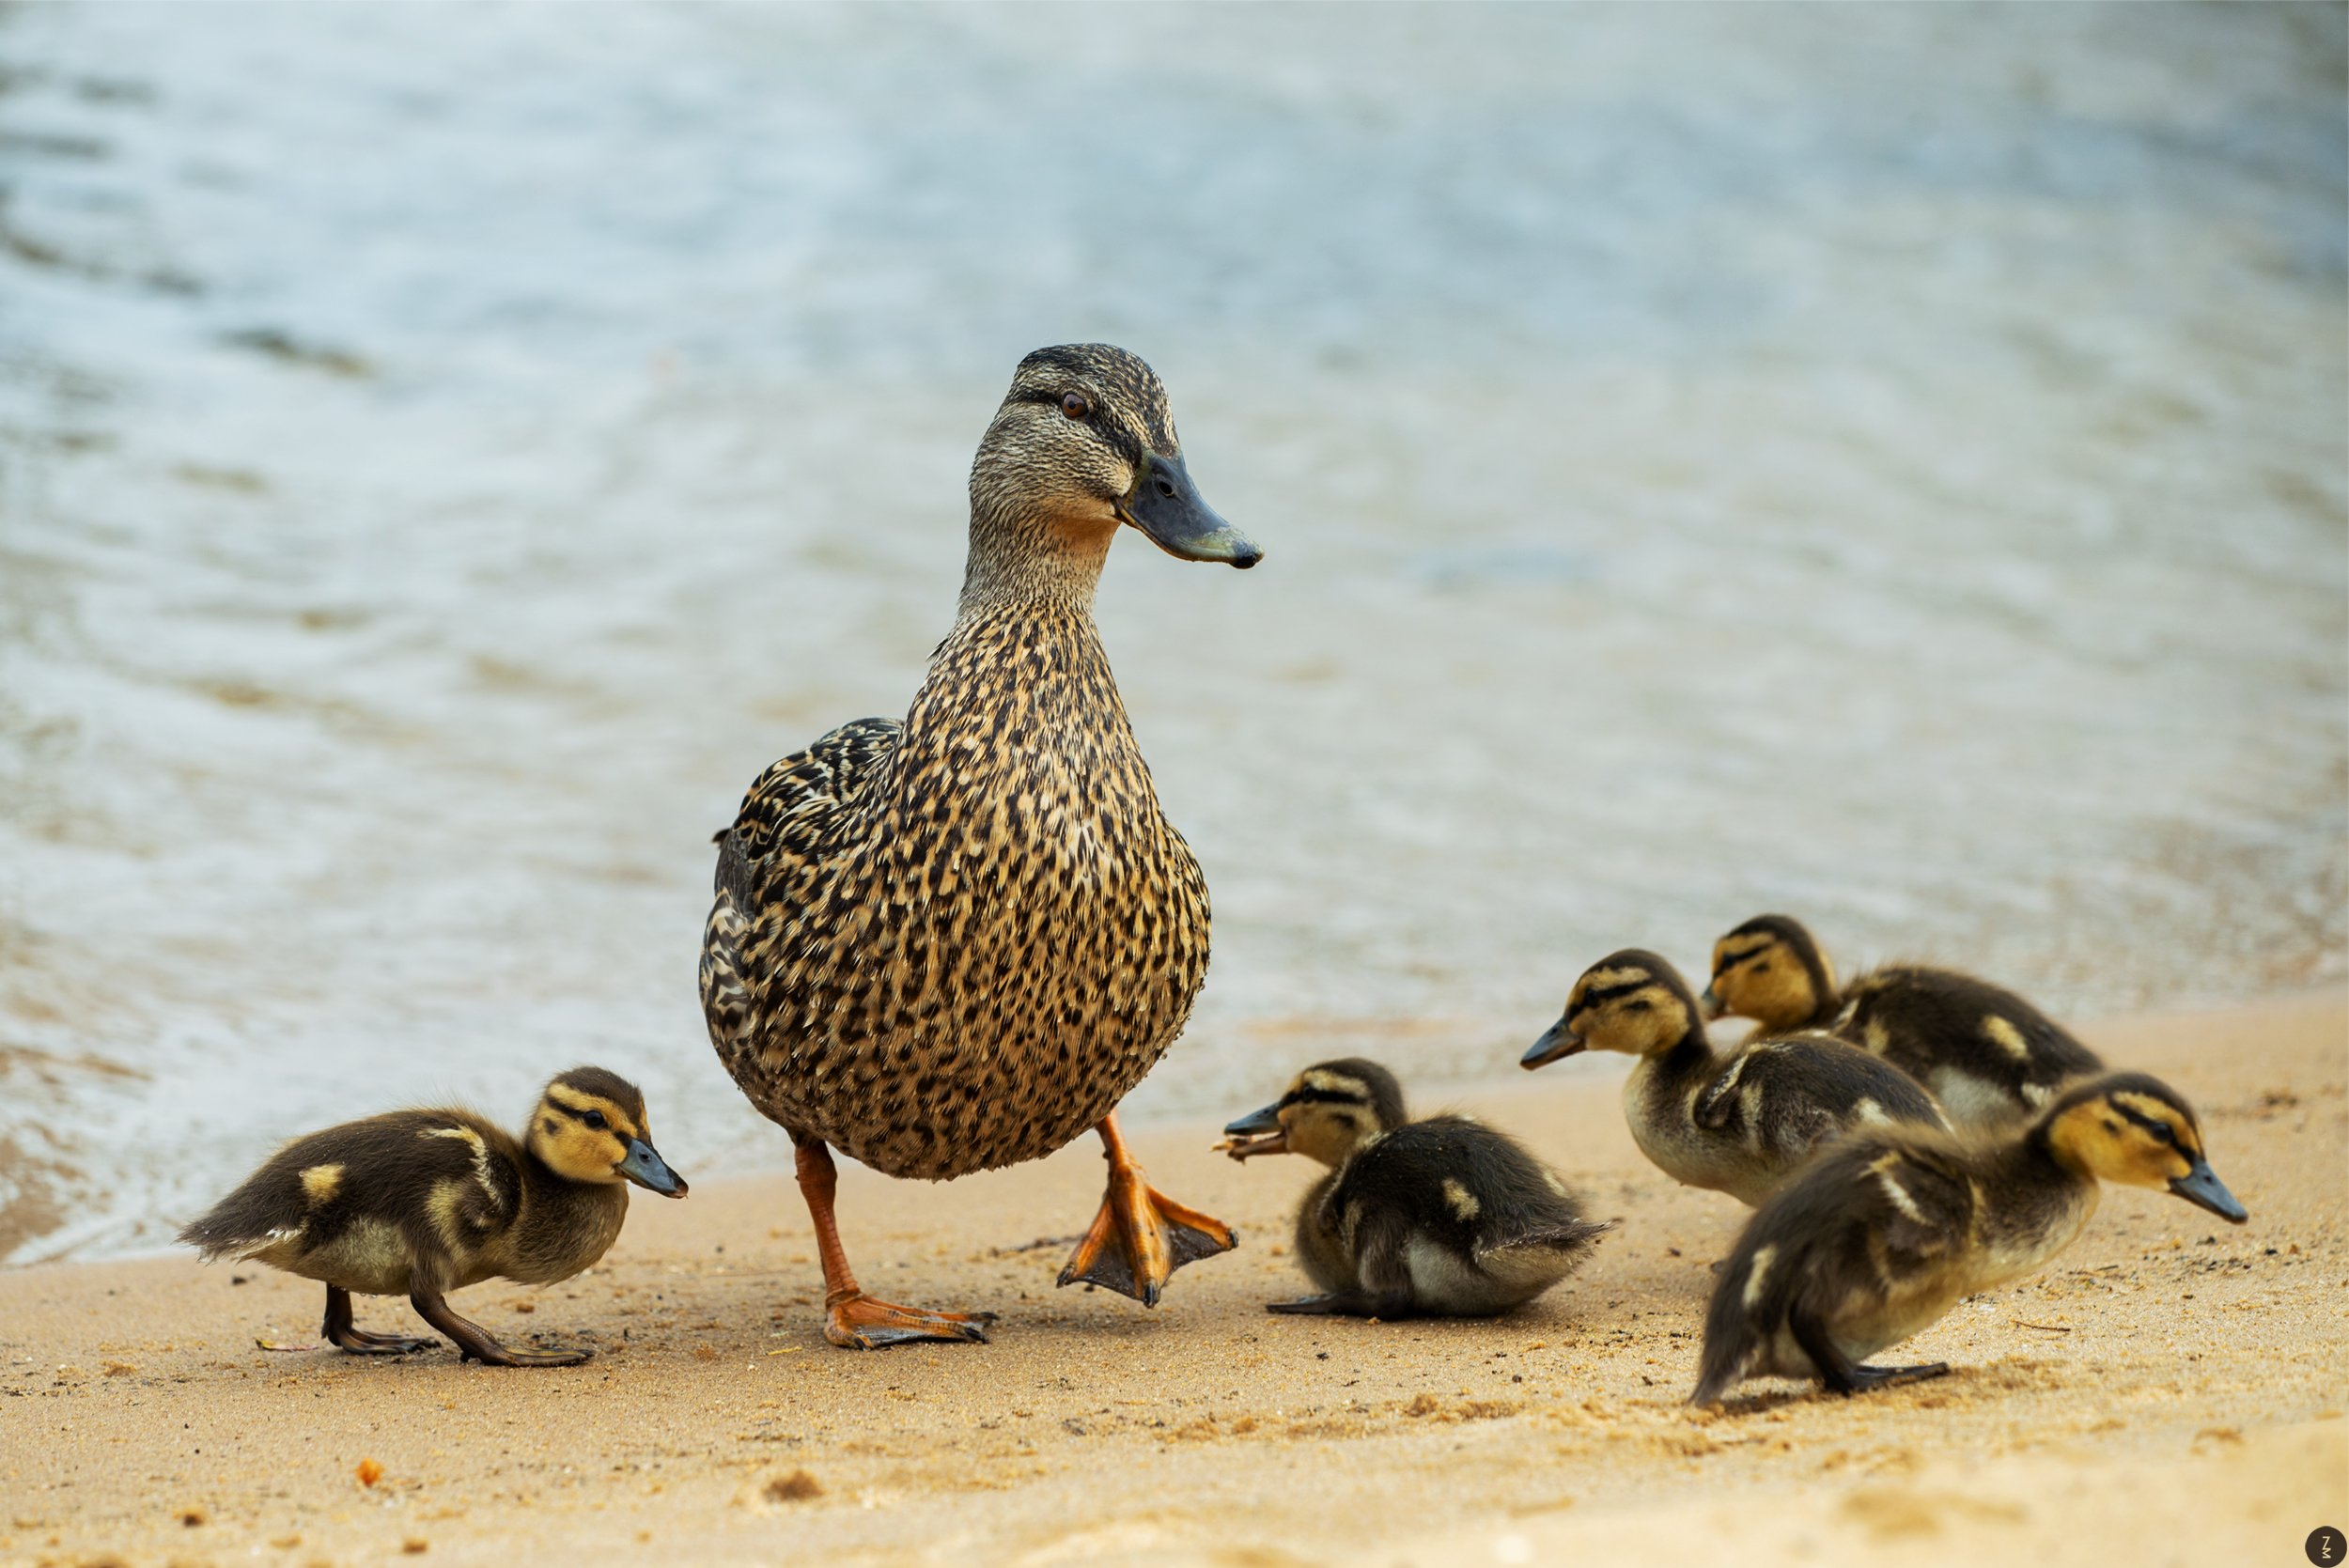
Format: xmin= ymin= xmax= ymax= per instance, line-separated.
xmin=1521 ymin=1020 xmax=1582 ymax=1068
xmin=1216 ymin=1102 xmax=1287 ymax=1160
xmin=2170 ymin=1159 xmax=2248 ymax=1222
xmin=617 ymin=1138 xmax=689 ymax=1198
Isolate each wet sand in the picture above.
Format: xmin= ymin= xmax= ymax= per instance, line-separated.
xmin=2 ymin=990 xmax=2342 ymax=1566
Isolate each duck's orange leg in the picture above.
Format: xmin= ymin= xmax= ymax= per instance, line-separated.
xmin=793 ymin=1138 xmax=995 ymax=1350
xmin=1057 ymin=1111 xmax=1237 ymax=1307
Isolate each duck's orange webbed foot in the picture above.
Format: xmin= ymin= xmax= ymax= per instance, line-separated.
xmin=822 ymin=1291 xmax=996 ymax=1350
xmin=1057 ymin=1112 xmax=1237 ymax=1306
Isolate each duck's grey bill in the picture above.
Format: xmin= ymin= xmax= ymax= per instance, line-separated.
xmin=1123 ymin=451 xmax=1261 ymax=567
xmin=2169 ymin=1160 xmax=2246 ymax=1224
xmin=1223 ymin=1104 xmax=1283 ymax=1138
xmin=1522 ymin=1021 xmax=1583 ymax=1069
xmin=618 ymin=1139 xmax=689 ymax=1198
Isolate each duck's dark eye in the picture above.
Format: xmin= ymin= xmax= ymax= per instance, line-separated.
xmin=2149 ymin=1121 xmax=2175 ymax=1145
xmin=1625 ymin=999 xmax=1652 ymax=1013
xmin=1060 ymin=392 xmax=1092 ymax=420
xmin=583 ymin=1110 xmax=609 ymax=1131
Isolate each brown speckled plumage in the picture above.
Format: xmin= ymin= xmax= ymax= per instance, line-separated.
xmin=700 ymin=345 xmax=1237 ymax=1184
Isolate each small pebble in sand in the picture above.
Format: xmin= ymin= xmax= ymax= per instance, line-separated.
xmin=404 ymin=1536 xmax=429 ymax=1553
xmin=355 ymin=1458 xmax=384 ymax=1487
xmin=764 ymin=1470 xmax=823 ymax=1503
xmin=178 ymin=1502 xmax=209 ymax=1526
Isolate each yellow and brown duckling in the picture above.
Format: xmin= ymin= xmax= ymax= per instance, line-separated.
xmin=1703 ymin=913 xmax=2105 ymax=1127
xmin=1691 ymin=1070 xmax=2246 ymax=1405
xmin=1524 ymin=950 xmax=1949 ymax=1206
xmin=701 ymin=344 xmax=1260 ymax=1349
xmin=179 ymin=1067 xmax=686 ymax=1366
xmin=1220 ymin=1059 xmax=1610 ymax=1318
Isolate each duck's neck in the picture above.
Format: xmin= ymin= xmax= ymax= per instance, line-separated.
xmin=1970 ymin=1126 xmax=2100 ymax=1284
xmin=506 ymin=1158 xmax=630 ymax=1284
xmin=954 ymin=499 xmax=1116 ymax=625
xmin=1641 ymin=1028 xmax=1720 ymax=1094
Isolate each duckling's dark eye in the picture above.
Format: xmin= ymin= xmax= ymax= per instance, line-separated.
xmin=1060 ymin=392 xmax=1092 ymax=421
xmin=1625 ymin=999 xmax=1652 ymax=1013
xmin=2149 ymin=1122 xmax=2175 ymax=1145
xmin=583 ymin=1110 xmax=608 ymax=1131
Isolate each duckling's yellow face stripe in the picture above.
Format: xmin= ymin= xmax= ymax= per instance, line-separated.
xmin=545 ymin=1083 xmax=642 ymax=1142
xmin=1707 ymin=933 xmax=1815 ymax=1030
xmin=532 ymin=1089 xmax=641 ymax=1185
xmin=1565 ymin=969 xmax=1687 ymax=1057
xmin=1274 ymin=1071 xmax=1382 ymax=1168
xmin=2050 ymin=1092 xmax=2201 ymax=1188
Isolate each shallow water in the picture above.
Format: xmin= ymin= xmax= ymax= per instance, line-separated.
xmin=1 ymin=3 xmax=2342 ymax=1262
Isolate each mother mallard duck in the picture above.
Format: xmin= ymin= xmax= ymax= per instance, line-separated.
xmin=701 ymin=344 xmax=1261 ymax=1348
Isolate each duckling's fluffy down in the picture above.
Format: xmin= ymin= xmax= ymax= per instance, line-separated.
xmin=1316 ymin=1116 xmax=1611 ymax=1316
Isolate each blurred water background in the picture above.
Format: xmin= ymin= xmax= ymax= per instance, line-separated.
xmin=1 ymin=2 xmax=2342 ymax=1262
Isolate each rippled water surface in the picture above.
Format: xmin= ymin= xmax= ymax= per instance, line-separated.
xmin=1 ymin=3 xmax=2342 ymax=1260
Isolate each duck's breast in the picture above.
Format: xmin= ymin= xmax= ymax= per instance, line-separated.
xmin=739 ymin=607 xmax=1211 ymax=1179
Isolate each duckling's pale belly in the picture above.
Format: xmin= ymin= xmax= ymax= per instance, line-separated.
xmin=1753 ymin=1188 xmax=2100 ymax=1376
xmin=1624 ymin=1062 xmax=1781 ymax=1206
xmin=706 ymin=608 xmax=1212 ymax=1181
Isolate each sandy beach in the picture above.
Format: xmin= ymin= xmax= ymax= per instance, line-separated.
xmin=1 ymin=990 xmax=2341 ymax=1567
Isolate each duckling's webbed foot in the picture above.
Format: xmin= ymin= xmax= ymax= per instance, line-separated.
xmin=1057 ymin=1111 xmax=1237 ymax=1308
xmin=409 ymin=1290 xmax=592 ymax=1368
xmin=1844 ymin=1361 xmax=1951 ymax=1392
xmin=321 ymin=1285 xmax=431 ymax=1356
xmin=1266 ymin=1291 xmax=1416 ymax=1318
xmin=1789 ymin=1303 xmax=1945 ymax=1396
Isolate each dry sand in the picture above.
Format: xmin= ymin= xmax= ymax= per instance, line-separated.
xmin=2 ymin=991 xmax=2343 ymax=1567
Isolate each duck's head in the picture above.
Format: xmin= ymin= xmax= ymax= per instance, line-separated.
xmin=2042 ymin=1073 xmax=2246 ymax=1223
xmin=526 ymin=1067 xmax=689 ymax=1198
xmin=972 ymin=344 xmax=1260 ymax=570
xmin=1524 ymin=950 xmax=1703 ymax=1068
xmin=1703 ymin=913 xmax=1834 ymax=1031
xmin=1221 ymin=1058 xmax=1408 ymax=1168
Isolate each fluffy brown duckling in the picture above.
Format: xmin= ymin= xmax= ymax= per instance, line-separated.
xmin=1692 ymin=1070 xmax=2246 ymax=1405
xmin=1525 ymin=950 xmax=1948 ymax=1206
xmin=1220 ymin=1058 xmax=1610 ymax=1318
xmin=179 ymin=1067 xmax=687 ymax=1366
xmin=1703 ymin=913 xmax=2104 ymax=1127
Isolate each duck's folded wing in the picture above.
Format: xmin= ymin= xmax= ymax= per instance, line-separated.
xmin=1695 ymin=1035 xmax=1938 ymax=1149
xmin=1856 ymin=1142 xmax=1976 ymax=1277
xmin=715 ymin=717 xmax=902 ymax=899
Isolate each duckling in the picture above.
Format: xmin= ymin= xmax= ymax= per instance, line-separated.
xmin=1702 ymin=913 xmax=2104 ymax=1127
xmin=1220 ymin=1058 xmax=1610 ymax=1317
xmin=1523 ymin=950 xmax=1948 ymax=1206
xmin=179 ymin=1067 xmax=687 ymax=1366
xmin=1691 ymin=1069 xmax=2246 ymax=1405
xmin=701 ymin=345 xmax=1261 ymax=1348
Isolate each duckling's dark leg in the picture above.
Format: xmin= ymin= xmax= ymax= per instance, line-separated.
xmin=321 ymin=1285 xmax=431 ymax=1356
xmin=1268 ymin=1219 xmax=1416 ymax=1317
xmin=1267 ymin=1291 xmax=1418 ymax=1318
xmin=1790 ymin=1306 xmax=1949 ymax=1395
xmin=794 ymin=1136 xmax=995 ymax=1349
xmin=1058 ymin=1111 xmax=1237 ymax=1307
xmin=408 ymin=1290 xmax=592 ymax=1367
